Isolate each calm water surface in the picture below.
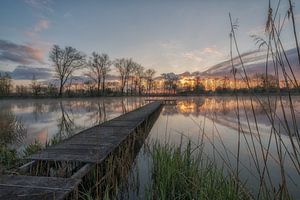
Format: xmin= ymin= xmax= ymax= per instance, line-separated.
xmin=124 ymin=96 xmax=300 ymax=199
xmin=0 ymin=96 xmax=299 ymax=198
xmin=0 ymin=97 xmax=145 ymax=151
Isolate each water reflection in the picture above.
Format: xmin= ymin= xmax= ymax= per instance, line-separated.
xmin=1 ymin=96 xmax=299 ymax=198
xmin=0 ymin=97 xmax=145 ymax=150
xmin=0 ymin=104 xmax=27 ymax=173
xmin=0 ymin=104 xmax=26 ymax=149
xmin=109 ymin=96 xmax=300 ymax=199
xmin=55 ymin=101 xmax=76 ymax=140
xmin=160 ymin=96 xmax=300 ymax=137
xmin=145 ymin=96 xmax=300 ymax=199
xmin=166 ymin=97 xmax=276 ymax=117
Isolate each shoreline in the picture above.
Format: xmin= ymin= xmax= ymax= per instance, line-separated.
xmin=0 ymin=92 xmax=300 ymax=101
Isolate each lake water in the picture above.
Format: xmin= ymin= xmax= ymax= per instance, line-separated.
xmin=0 ymin=97 xmax=146 ymax=151
xmin=0 ymin=96 xmax=299 ymax=199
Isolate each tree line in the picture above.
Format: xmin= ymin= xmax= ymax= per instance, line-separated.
xmin=49 ymin=45 xmax=156 ymax=97
xmin=0 ymin=73 xmax=12 ymax=96
xmin=0 ymin=45 xmax=297 ymax=98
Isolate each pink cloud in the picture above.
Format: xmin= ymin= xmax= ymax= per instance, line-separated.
xmin=182 ymin=52 xmax=203 ymax=62
xmin=0 ymin=39 xmax=46 ymax=65
xmin=25 ymin=19 xmax=51 ymax=39
xmin=182 ymin=46 xmax=224 ymax=63
xmin=202 ymin=47 xmax=224 ymax=56
xmin=34 ymin=19 xmax=50 ymax=32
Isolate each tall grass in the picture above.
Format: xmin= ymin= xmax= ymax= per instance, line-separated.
xmin=204 ymin=0 xmax=300 ymax=198
xmin=155 ymin=2 xmax=300 ymax=199
xmin=147 ymin=141 xmax=250 ymax=200
xmin=0 ymin=109 xmax=26 ymax=174
xmin=23 ymin=140 xmax=43 ymax=157
xmin=0 ymin=147 xmax=18 ymax=173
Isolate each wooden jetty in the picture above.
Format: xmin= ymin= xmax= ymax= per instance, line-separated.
xmin=0 ymin=101 xmax=162 ymax=200
xmin=145 ymin=98 xmax=177 ymax=105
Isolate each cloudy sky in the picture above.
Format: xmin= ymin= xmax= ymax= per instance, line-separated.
xmin=0 ymin=0 xmax=299 ymax=81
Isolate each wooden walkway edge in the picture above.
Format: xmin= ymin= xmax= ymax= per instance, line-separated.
xmin=0 ymin=101 xmax=162 ymax=200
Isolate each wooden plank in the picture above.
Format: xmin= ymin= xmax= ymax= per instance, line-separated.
xmin=28 ymin=102 xmax=162 ymax=163
xmin=79 ymin=126 xmax=135 ymax=135
xmin=101 ymin=120 xmax=141 ymax=127
xmin=50 ymin=144 xmax=112 ymax=150
xmin=30 ymin=153 xmax=107 ymax=163
xmin=71 ymin=163 xmax=94 ymax=179
xmin=0 ymin=175 xmax=80 ymax=200
xmin=0 ymin=187 xmax=65 ymax=200
xmin=62 ymin=139 xmax=122 ymax=146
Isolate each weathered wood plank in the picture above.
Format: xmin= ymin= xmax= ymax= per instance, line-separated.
xmin=30 ymin=148 xmax=109 ymax=163
xmin=101 ymin=120 xmax=142 ymax=127
xmin=0 ymin=187 xmax=65 ymax=200
xmin=28 ymin=101 xmax=162 ymax=164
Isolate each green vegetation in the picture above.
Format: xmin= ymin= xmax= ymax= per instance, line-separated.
xmin=0 ymin=72 xmax=12 ymax=97
xmin=147 ymin=141 xmax=249 ymax=200
xmin=0 ymin=108 xmax=25 ymax=173
xmin=77 ymin=135 xmax=251 ymax=200
xmin=0 ymin=137 xmax=64 ymax=174
xmin=23 ymin=140 xmax=43 ymax=157
xmin=0 ymin=147 xmax=18 ymax=172
xmin=0 ymin=141 xmax=44 ymax=174
xmin=225 ymin=0 xmax=300 ymax=198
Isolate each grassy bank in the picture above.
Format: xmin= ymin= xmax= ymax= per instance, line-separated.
xmin=146 ymin=141 xmax=250 ymax=200
xmin=78 ymin=140 xmax=251 ymax=200
xmin=0 ymin=139 xmax=55 ymax=175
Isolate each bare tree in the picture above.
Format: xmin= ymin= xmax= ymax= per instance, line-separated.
xmin=129 ymin=61 xmax=143 ymax=95
xmin=87 ymin=52 xmax=102 ymax=95
xmin=49 ymin=45 xmax=85 ymax=96
xmin=31 ymin=74 xmax=41 ymax=96
xmin=0 ymin=73 xmax=12 ymax=96
xmin=100 ymin=54 xmax=112 ymax=93
xmin=129 ymin=62 xmax=138 ymax=95
xmin=15 ymin=85 xmax=28 ymax=97
xmin=145 ymin=69 xmax=156 ymax=94
xmin=114 ymin=58 xmax=126 ymax=95
xmin=162 ymin=73 xmax=178 ymax=94
xmin=134 ymin=64 xmax=144 ymax=95
xmin=88 ymin=52 xmax=103 ymax=95
xmin=254 ymin=73 xmax=278 ymax=90
xmin=114 ymin=58 xmax=135 ymax=95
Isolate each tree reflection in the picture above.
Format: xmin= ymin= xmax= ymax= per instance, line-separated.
xmin=0 ymin=106 xmax=26 ymax=147
xmin=160 ymin=97 xmax=300 ymax=137
xmin=55 ymin=101 xmax=76 ymax=141
xmin=0 ymin=105 xmax=27 ymax=172
xmin=87 ymin=101 xmax=108 ymax=125
xmin=162 ymin=98 xmax=205 ymax=117
xmin=122 ymin=98 xmax=127 ymax=114
xmin=32 ymin=101 xmax=47 ymax=122
xmin=94 ymin=101 xmax=107 ymax=125
xmin=161 ymin=97 xmax=267 ymax=117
